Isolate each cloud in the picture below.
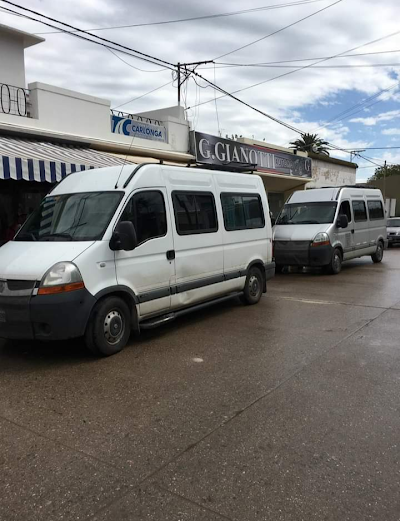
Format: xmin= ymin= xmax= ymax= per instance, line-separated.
xmin=349 ymin=110 xmax=400 ymax=126
xmin=382 ymin=128 xmax=400 ymax=135
xmin=1 ymin=0 xmax=400 ymax=160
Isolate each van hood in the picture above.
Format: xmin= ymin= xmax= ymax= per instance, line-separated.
xmin=273 ymin=223 xmax=330 ymax=241
xmin=387 ymin=227 xmax=400 ymax=234
xmin=0 ymin=241 xmax=95 ymax=281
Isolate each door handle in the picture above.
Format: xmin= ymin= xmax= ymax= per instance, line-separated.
xmin=166 ymin=250 xmax=175 ymax=260
xmin=351 ymin=229 xmax=355 ymax=234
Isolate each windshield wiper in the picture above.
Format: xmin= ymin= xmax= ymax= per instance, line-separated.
xmin=297 ymin=220 xmax=320 ymax=224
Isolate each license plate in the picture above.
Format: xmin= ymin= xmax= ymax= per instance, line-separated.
xmin=0 ymin=310 xmax=5 ymax=323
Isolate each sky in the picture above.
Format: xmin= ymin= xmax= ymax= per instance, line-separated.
xmin=1 ymin=0 xmax=400 ymax=181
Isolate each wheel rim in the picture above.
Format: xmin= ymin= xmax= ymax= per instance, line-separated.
xmin=104 ymin=310 xmax=124 ymax=345
xmin=333 ymin=253 xmax=341 ymax=272
xmin=249 ymin=275 xmax=260 ymax=297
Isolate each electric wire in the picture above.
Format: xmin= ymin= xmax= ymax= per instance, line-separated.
xmin=112 ymin=80 xmax=174 ymax=110
xmin=214 ymin=0 xmax=342 ymax=60
xmin=34 ymin=0 xmax=330 ymax=34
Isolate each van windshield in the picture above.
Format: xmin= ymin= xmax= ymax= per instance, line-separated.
xmin=388 ymin=218 xmax=400 ymax=227
xmin=15 ymin=192 xmax=123 ymax=242
xmin=276 ymin=201 xmax=337 ymax=225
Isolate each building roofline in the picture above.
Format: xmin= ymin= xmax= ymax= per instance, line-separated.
xmin=0 ymin=23 xmax=45 ymax=48
xmin=308 ymin=151 xmax=358 ymax=169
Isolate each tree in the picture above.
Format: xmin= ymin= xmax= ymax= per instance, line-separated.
xmin=290 ymin=133 xmax=330 ymax=155
xmin=369 ymin=164 xmax=400 ymax=181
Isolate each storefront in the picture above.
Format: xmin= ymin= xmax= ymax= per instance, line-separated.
xmin=190 ymin=131 xmax=312 ymax=217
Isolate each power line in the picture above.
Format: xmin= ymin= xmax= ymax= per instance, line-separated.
xmin=343 ymin=146 xmax=400 ymax=150
xmin=209 ymin=63 xmax=400 ymax=69
xmin=188 ymin=27 xmax=400 ymax=113
xmin=112 ymin=80 xmax=174 ymax=110
xmin=106 ymin=47 xmax=167 ymax=73
xmin=199 ymin=49 xmax=400 ymax=69
xmin=214 ymin=0 xmax=342 ymax=60
xmin=34 ymin=0 xmax=329 ymax=35
xmin=0 ymin=1 xmax=176 ymax=71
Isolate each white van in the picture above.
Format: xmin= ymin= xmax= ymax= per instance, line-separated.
xmin=0 ymin=164 xmax=274 ymax=356
xmin=273 ymin=186 xmax=387 ymax=274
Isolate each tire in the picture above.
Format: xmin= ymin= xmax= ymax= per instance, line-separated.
xmin=325 ymin=248 xmax=342 ymax=275
xmin=275 ymin=264 xmax=285 ymax=274
xmin=241 ymin=266 xmax=264 ymax=305
xmin=371 ymin=241 xmax=384 ymax=263
xmin=85 ymin=296 xmax=131 ymax=356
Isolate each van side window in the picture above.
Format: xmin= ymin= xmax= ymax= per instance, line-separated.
xmin=352 ymin=200 xmax=368 ymax=222
xmin=221 ymin=193 xmax=265 ymax=231
xmin=339 ymin=201 xmax=352 ymax=222
xmin=367 ymin=201 xmax=384 ymax=220
xmin=172 ymin=192 xmax=218 ymax=235
xmin=119 ymin=191 xmax=167 ymax=245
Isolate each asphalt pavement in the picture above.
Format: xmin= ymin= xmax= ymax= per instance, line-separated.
xmin=1 ymin=251 xmax=400 ymax=520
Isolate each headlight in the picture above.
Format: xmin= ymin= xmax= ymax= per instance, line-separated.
xmin=38 ymin=262 xmax=84 ymax=295
xmin=311 ymin=232 xmax=330 ymax=247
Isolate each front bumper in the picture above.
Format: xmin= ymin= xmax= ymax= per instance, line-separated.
xmin=274 ymin=240 xmax=333 ymax=267
xmin=388 ymin=235 xmax=400 ymax=245
xmin=0 ymin=288 xmax=96 ymax=341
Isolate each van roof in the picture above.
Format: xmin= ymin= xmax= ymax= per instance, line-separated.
xmin=50 ymin=163 xmax=263 ymax=196
xmin=289 ymin=186 xmax=383 ymax=204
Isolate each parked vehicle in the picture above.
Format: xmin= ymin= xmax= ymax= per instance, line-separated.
xmin=273 ymin=186 xmax=387 ymax=274
xmin=0 ymin=164 xmax=274 ymax=356
xmin=387 ymin=218 xmax=400 ymax=247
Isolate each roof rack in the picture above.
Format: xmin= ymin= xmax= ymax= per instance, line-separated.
xmin=316 ymin=184 xmax=376 ymax=189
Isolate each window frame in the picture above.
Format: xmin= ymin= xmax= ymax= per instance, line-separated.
xmin=338 ymin=199 xmax=352 ymax=224
xmin=119 ymin=189 xmax=168 ymax=247
xmin=220 ymin=192 xmax=265 ymax=231
xmin=351 ymin=199 xmax=368 ymax=223
xmin=367 ymin=200 xmax=385 ymax=221
xmin=171 ymin=190 xmax=219 ymax=236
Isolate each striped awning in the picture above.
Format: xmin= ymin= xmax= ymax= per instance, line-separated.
xmin=0 ymin=136 xmax=136 ymax=183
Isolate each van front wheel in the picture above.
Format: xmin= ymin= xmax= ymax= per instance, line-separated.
xmin=241 ymin=266 xmax=264 ymax=305
xmin=85 ymin=296 xmax=131 ymax=356
xmin=325 ymin=248 xmax=342 ymax=275
xmin=371 ymin=241 xmax=384 ymax=263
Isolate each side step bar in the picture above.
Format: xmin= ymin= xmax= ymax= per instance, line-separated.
xmin=140 ymin=292 xmax=242 ymax=330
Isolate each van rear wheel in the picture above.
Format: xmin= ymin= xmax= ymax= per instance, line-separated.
xmin=85 ymin=296 xmax=131 ymax=356
xmin=371 ymin=241 xmax=384 ymax=263
xmin=241 ymin=266 xmax=263 ymax=305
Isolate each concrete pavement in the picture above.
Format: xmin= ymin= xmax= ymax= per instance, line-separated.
xmin=0 ymin=251 xmax=399 ymax=520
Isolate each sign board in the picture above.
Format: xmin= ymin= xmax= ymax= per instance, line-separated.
xmin=111 ymin=114 xmax=167 ymax=143
xmin=191 ymin=131 xmax=312 ymax=178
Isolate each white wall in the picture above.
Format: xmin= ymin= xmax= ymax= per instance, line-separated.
xmin=0 ymin=32 xmax=25 ymax=88
xmin=308 ymin=158 xmax=356 ymax=189
xmin=0 ymin=82 xmax=190 ymax=156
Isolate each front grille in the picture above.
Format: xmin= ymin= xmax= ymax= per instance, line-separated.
xmin=6 ymin=280 xmax=35 ymax=291
xmin=0 ymin=279 xmax=35 ymax=297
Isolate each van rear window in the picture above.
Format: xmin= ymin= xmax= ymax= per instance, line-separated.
xmin=367 ymin=201 xmax=384 ymax=220
xmin=221 ymin=193 xmax=265 ymax=231
xmin=172 ymin=192 xmax=218 ymax=235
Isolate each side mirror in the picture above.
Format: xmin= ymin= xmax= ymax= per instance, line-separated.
xmin=336 ymin=214 xmax=348 ymax=229
xmin=110 ymin=221 xmax=138 ymax=251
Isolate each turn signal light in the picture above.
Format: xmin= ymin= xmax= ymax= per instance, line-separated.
xmin=38 ymin=281 xmax=85 ymax=295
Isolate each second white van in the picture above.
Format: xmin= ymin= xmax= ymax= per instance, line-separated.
xmin=273 ymin=186 xmax=387 ymax=274
xmin=0 ymin=164 xmax=275 ymax=356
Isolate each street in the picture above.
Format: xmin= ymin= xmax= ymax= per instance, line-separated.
xmin=1 ymin=251 xmax=400 ymax=521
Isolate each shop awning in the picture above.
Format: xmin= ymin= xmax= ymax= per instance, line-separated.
xmin=0 ymin=136 xmax=137 ymax=183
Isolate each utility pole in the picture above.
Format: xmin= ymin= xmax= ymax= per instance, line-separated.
xmin=177 ymin=62 xmax=181 ymax=106
xmin=383 ymin=160 xmax=387 ymax=213
xmin=176 ymin=60 xmax=214 ymax=107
